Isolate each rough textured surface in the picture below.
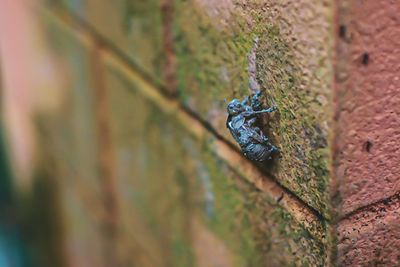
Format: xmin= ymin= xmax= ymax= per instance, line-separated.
xmin=336 ymin=193 xmax=400 ymax=266
xmin=103 ymin=61 xmax=329 ymax=266
xmin=44 ymin=0 xmax=335 ymax=220
xmin=47 ymin=0 xmax=334 ymax=217
xmin=334 ymin=1 xmax=400 ymax=266
xmin=15 ymin=0 xmax=400 ymax=266
xmin=105 ymin=66 xmax=193 ymax=267
xmin=174 ymin=0 xmax=334 ymax=217
xmin=335 ymin=0 xmax=400 ymax=215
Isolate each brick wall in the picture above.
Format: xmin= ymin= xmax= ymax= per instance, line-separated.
xmin=0 ymin=0 xmax=398 ymax=266
xmin=334 ymin=0 xmax=400 ymax=266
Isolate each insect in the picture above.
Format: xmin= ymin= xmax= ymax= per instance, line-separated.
xmin=226 ymin=90 xmax=278 ymax=161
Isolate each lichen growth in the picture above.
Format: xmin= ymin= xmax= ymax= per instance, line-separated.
xmin=112 ymin=78 xmax=329 ymax=266
xmin=173 ymin=0 xmax=332 ymax=217
xmin=255 ymin=24 xmax=330 ymax=217
xmin=189 ymin=140 xmax=328 ymax=266
xmin=174 ymin=0 xmax=254 ymax=107
xmin=122 ymin=0 xmax=164 ymax=79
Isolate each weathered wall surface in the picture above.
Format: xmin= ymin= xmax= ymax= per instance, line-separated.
xmin=1 ymin=0 xmax=398 ymax=266
xmin=1 ymin=0 xmax=333 ymax=265
xmin=0 ymin=0 xmax=335 ymax=265
xmin=172 ymin=0 xmax=334 ymax=217
xmin=50 ymin=0 xmax=335 ymax=219
xmin=335 ymin=0 xmax=400 ymax=266
xmin=103 ymin=57 xmax=328 ymax=266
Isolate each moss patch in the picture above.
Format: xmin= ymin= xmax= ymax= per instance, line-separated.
xmin=173 ymin=0 xmax=331 ymax=217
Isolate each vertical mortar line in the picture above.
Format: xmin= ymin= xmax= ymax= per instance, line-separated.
xmin=161 ymin=0 xmax=177 ymax=96
xmin=103 ymin=51 xmax=328 ymax=242
xmin=89 ymin=40 xmax=119 ymax=267
xmin=330 ymin=2 xmax=339 ymax=265
xmin=48 ymin=3 xmax=332 ymax=227
xmin=331 ymin=0 xmax=348 ymax=264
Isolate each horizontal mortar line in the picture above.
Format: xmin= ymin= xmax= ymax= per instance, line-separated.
xmin=40 ymin=5 xmax=329 ymax=240
xmin=41 ymin=4 xmax=242 ymax=152
xmin=337 ymin=191 xmax=400 ymax=222
xmin=103 ymin=51 xmax=327 ymax=243
xmin=42 ymin=3 xmax=173 ymax=98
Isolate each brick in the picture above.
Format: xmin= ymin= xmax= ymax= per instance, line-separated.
xmin=103 ymin=54 xmax=329 ymax=266
xmin=47 ymin=0 xmax=165 ymax=85
xmin=173 ymin=0 xmax=334 ymax=217
xmin=335 ymin=0 xmax=400 ymax=215
xmin=103 ymin=62 xmax=194 ymax=267
xmin=336 ymin=193 xmax=400 ymax=266
xmin=193 ymin=148 xmax=329 ymax=266
xmin=43 ymin=0 xmax=335 ymax=216
xmin=334 ymin=1 xmax=400 ymax=264
xmin=191 ymin=218 xmax=235 ymax=267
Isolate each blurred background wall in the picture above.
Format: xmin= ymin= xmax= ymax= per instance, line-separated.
xmin=0 ymin=0 xmax=399 ymax=266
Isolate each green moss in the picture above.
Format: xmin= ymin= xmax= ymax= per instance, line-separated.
xmin=255 ymin=24 xmax=330 ymax=216
xmin=173 ymin=1 xmax=331 ymax=217
xmin=186 ymin=142 xmax=328 ymax=266
xmin=199 ymin=149 xmax=260 ymax=266
xmin=132 ymin=105 xmax=196 ymax=266
xmin=268 ymin=206 xmax=327 ymax=266
xmin=174 ymin=0 xmax=254 ymax=107
xmin=105 ymin=70 xmax=197 ymax=266
xmin=122 ymin=0 xmax=164 ymax=78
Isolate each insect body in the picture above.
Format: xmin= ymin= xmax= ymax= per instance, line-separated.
xmin=226 ymin=91 xmax=278 ymax=161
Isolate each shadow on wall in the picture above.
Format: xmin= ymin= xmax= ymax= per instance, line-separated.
xmin=0 ymin=127 xmax=28 ymax=267
xmin=0 ymin=125 xmax=66 ymax=267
